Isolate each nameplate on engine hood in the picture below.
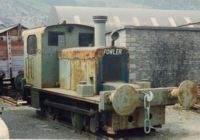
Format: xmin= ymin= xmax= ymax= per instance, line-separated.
xmin=104 ymin=48 xmax=123 ymax=55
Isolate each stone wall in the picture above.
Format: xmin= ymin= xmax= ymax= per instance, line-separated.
xmin=116 ymin=27 xmax=200 ymax=87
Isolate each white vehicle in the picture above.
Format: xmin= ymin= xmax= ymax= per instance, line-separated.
xmin=0 ymin=117 xmax=9 ymax=139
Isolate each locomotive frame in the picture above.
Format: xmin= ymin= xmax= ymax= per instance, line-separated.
xmin=21 ymin=16 xmax=197 ymax=134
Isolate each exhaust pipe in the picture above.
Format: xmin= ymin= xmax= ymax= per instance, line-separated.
xmin=93 ymin=16 xmax=107 ymax=47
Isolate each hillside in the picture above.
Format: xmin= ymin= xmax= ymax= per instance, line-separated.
xmin=0 ymin=0 xmax=200 ymax=28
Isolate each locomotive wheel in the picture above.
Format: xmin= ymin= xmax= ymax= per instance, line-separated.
xmin=83 ymin=116 xmax=90 ymax=132
xmin=89 ymin=110 xmax=99 ymax=133
xmin=71 ymin=113 xmax=83 ymax=133
xmin=45 ymin=107 xmax=57 ymax=120
xmin=14 ymin=71 xmax=24 ymax=92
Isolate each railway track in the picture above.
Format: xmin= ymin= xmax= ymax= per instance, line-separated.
xmin=0 ymin=96 xmax=26 ymax=106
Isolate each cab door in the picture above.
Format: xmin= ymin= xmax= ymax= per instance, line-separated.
xmin=25 ymin=35 xmax=37 ymax=84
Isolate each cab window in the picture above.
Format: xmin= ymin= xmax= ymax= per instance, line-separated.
xmin=48 ymin=32 xmax=64 ymax=46
xmin=27 ymin=35 xmax=37 ymax=55
xmin=79 ymin=33 xmax=94 ymax=46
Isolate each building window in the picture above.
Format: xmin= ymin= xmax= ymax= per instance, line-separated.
xmin=27 ymin=35 xmax=37 ymax=55
xmin=79 ymin=33 xmax=94 ymax=46
xmin=48 ymin=32 xmax=64 ymax=46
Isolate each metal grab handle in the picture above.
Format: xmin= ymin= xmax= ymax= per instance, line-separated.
xmin=25 ymin=57 xmax=28 ymax=78
xmin=31 ymin=57 xmax=34 ymax=79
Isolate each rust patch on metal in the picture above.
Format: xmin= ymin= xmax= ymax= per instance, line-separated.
xmin=59 ymin=79 xmax=66 ymax=89
xmin=111 ymin=112 xmax=129 ymax=131
xmin=178 ymin=80 xmax=197 ymax=108
xmin=110 ymin=106 xmax=165 ymax=131
xmin=131 ymin=109 xmax=140 ymax=128
xmin=71 ymin=60 xmax=86 ymax=90
xmin=111 ymin=84 xmax=139 ymax=116
xmin=171 ymin=88 xmax=180 ymax=97
xmin=59 ymin=47 xmax=104 ymax=59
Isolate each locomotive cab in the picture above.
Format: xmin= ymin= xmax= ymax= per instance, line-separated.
xmin=22 ymin=24 xmax=94 ymax=88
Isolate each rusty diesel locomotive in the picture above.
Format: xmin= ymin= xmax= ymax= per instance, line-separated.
xmin=22 ymin=16 xmax=198 ymax=134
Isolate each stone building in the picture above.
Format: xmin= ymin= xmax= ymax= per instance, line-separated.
xmin=111 ymin=26 xmax=200 ymax=87
xmin=48 ymin=6 xmax=200 ymax=87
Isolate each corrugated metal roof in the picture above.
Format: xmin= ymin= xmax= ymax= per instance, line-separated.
xmin=0 ymin=24 xmax=27 ymax=34
xmin=0 ymin=25 xmax=5 ymax=29
xmin=0 ymin=20 xmax=5 ymax=29
xmin=0 ymin=20 xmax=4 ymax=25
xmin=0 ymin=25 xmax=16 ymax=34
xmin=48 ymin=6 xmax=200 ymax=32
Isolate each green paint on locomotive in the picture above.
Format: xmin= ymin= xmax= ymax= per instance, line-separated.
xmin=23 ymin=24 xmax=94 ymax=88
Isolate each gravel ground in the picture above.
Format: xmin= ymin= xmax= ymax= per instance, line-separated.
xmin=1 ymin=99 xmax=200 ymax=139
xmin=0 ymin=100 xmax=98 ymax=139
